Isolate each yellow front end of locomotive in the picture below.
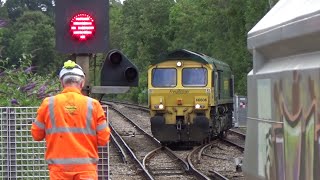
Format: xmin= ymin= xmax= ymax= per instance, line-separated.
xmin=148 ymin=60 xmax=213 ymax=142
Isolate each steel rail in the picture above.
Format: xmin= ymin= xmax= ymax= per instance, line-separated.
xmin=110 ymin=131 xmax=128 ymax=164
xmin=163 ymin=146 xmax=189 ymax=171
xmin=142 ymin=147 xmax=163 ymax=167
xmin=208 ymin=170 xmax=229 ymax=180
xmin=109 ymin=123 xmax=154 ymax=180
xmin=143 ymin=146 xmax=191 ymax=178
xmin=221 ymin=130 xmax=245 ymax=151
xmin=191 ymin=142 xmax=230 ymax=180
xmin=187 ymin=145 xmax=213 ymax=180
xmin=197 ymin=143 xmax=213 ymax=162
xmin=105 ymin=100 xmax=149 ymax=112
xmin=229 ymin=129 xmax=246 ymax=139
xmin=104 ymin=102 xmax=159 ymax=143
xmin=221 ymin=138 xmax=245 ymax=151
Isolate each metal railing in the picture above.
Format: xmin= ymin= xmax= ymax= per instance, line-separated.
xmin=0 ymin=107 xmax=109 ymax=180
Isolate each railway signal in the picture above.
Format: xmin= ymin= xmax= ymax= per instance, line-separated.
xmin=100 ymin=50 xmax=139 ymax=87
xmin=55 ymin=0 xmax=109 ymax=53
xmin=70 ymin=13 xmax=95 ymax=41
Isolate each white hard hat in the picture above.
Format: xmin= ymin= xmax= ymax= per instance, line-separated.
xmin=59 ymin=60 xmax=85 ymax=79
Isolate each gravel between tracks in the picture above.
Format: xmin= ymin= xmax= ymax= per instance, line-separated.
xmin=197 ymin=140 xmax=244 ymax=179
xmin=116 ymin=104 xmax=152 ymax=135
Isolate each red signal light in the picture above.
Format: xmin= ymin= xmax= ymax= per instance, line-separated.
xmin=70 ymin=13 xmax=95 ymax=41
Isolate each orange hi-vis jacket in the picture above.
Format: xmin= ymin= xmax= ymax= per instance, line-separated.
xmin=31 ymin=87 xmax=110 ymax=172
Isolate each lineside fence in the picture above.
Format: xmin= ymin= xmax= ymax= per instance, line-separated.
xmin=233 ymin=95 xmax=248 ymax=127
xmin=0 ymin=106 xmax=109 ymax=180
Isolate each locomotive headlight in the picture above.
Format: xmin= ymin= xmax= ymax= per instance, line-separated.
xmin=195 ymin=104 xmax=205 ymax=109
xmin=176 ymin=61 xmax=182 ymax=67
xmin=159 ymin=104 xmax=164 ymax=109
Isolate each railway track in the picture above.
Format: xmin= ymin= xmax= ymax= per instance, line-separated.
xmin=195 ymin=140 xmax=244 ymax=179
xmin=107 ymin=100 xmax=149 ymax=112
xmin=109 ymin=130 xmax=149 ymax=179
xmin=109 ymin=123 xmax=153 ymax=179
xmin=221 ymin=129 xmax=246 ymax=151
xmin=105 ymin=102 xmax=210 ymax=179
xmin=143 ymin=146 xmax=194 ymax=179
xmin=110 ymin=131 xmax=127 ymax=164
xmin=105 ymin=101 xmax=247 ymax=179
xmin=109 ymin=101 xmax=152 ymax=135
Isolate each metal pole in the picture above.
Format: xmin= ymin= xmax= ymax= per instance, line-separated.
xmin=94 ymin=54 xmax=96 ymax=86
xmin=76 ymin=54 xmax=90 ymax=96
xmin=6 ymin=108 xmax=17 ymax=179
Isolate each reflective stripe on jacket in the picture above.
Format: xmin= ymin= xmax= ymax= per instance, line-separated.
xmin=31 ymin=87 xmax=110 ymax=171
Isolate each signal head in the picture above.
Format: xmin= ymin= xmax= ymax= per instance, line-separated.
xmin=101 ymin=49 xmax=139 ymax=86
xmin=108 ymin=51 xmax=122 ymax=64
xmin=124 ymin=67 xmax=138 ymax=82
xmin=55 ymin=0 xmax=109 ymax=53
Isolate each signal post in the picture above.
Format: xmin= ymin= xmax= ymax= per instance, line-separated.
xmin=76 ymin=55 xmax=90 ymax=95
xmin=53 ymin=2 xmax=138 ymax=179
xmin=54 ymin=0 xmax=138 ymax=96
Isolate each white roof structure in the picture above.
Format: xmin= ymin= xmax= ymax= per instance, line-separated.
xmin=249 ymin=0 xmax=320 ymax=35
xmin=247 ymin=0 xmax=320 ymax=51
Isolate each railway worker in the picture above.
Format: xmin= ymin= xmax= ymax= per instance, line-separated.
xmin=31 ymin=60 xmax=110 ymax=180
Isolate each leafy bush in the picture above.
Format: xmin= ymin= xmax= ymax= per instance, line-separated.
xmin=0 ymin=54 xmax=60 ymax=106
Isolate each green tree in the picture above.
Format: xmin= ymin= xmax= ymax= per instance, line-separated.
xmin=117 ymin=0 xmax=175 ymax=102
xmin=5 ymin=0 xmax=27 ymax=20
xmin=1 ymin=11 xmax=64 ymax=75
xmin=5 ymin=0 xmax=54 ymax=20
xmin=0 ymin=1 xmax=9 ymax=20
xmin=168 ymin=0 xmax=248 ymax=94
xmin=109 ymin=0 xmax=124 ymax=50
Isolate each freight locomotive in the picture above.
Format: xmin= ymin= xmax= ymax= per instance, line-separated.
xmin=148 ymin=49 xmax=234 ymax=145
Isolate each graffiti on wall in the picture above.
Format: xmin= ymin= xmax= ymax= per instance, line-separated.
xmin=263 ymin=71 xmax=319 ymax=180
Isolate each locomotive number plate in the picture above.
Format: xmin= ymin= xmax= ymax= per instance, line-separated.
xmin=195 ymin=96 xmax=208 ymax=103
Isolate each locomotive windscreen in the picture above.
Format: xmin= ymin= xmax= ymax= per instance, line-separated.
xmin=182 ymin=68 xmax=207 ymax=87
xmin=152 ymin=68 xmax=177 ymax=87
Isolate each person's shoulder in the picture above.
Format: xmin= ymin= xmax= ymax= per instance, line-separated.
xmin=87 ymin=96 xmax=101 ymax=105
xmin=39 ymin=95 xmax=54 ymax=107
xmin=45 ymin=94 xmax=56 ymax=100
xmin=89 ymin=98 xmax=106 ymax=111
